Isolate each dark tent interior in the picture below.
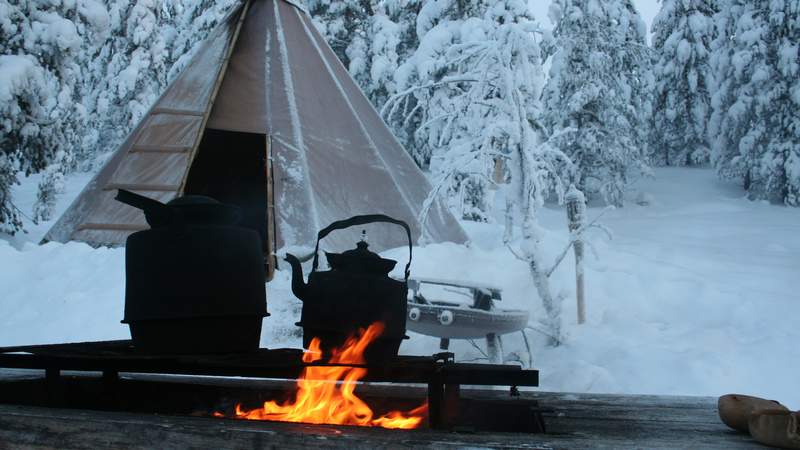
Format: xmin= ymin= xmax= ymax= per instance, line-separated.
xmin=185 ymin=128 xmax=269 ymax=252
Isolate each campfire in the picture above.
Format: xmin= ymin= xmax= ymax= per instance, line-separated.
xmin=214 ymin=322 xmax=428 ymax=429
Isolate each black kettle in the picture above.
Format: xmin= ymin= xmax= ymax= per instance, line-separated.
xmin=285 ymin=214 xmax=412 ymax=361
xmin=115 ymin=189 xmax=268 ymax=354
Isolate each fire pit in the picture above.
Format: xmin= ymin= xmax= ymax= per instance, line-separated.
xmin=214 ymin=322 xmax=427 ymax=429
xmin=0 ymin=338 xmax=541 ymax=432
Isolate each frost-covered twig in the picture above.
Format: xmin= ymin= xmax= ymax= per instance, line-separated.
xmin=520 ymin=329 xmax=534 ymax=368
xmin=525 ymin=325 xmax=562 ymax=346
xmin=417 ymin=151 xmax=495 ymax=227
xmin=467 ymin=339 xmax=490 ymax=359
xmin=506 ymin=243 xmax=527 ymax=262
xmin=9 ymin=201 xmax=35 ymax=226
xmin=546 ymin=241 xmax=575 ymax=278
xmin=545 ymin=206 xmax=614 ymax=277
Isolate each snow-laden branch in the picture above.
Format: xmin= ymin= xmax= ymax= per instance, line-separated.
xmin=379 ymin=76 xmax=480 ymax=119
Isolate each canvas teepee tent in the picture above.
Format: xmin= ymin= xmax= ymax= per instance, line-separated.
xmin=44 ymin=0 xmax=467 ymax=272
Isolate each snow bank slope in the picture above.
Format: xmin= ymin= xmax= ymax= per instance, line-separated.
xmin=533 ymin=168 xmax=800 ymax=409
xmin=1 ymin=167 xmax=797 ymax=409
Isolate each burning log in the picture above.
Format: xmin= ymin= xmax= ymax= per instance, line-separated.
xmin=214 ymin=322 xmax=428 ymax=429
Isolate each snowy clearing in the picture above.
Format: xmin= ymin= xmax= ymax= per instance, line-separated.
xmin=1 ymin=167 xmax=798 ymax=409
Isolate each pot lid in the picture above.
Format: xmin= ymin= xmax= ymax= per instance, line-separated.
xmin=166 ymin=195 xmax=222 ymax=206
xmin=166 ymin=195 xmax=241 ymax=225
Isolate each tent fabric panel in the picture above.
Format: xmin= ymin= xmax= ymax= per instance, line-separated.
xmin=108 ymin=152 xmax=190 ymax=188
xmin=132 ymin=113 xmax=203 ymax=148
xmin=70 ymin=229 xmax=138 ymax=247
xmin=271 ymin=4 xmax=464 ymax=252
xmin=71 ymin=190 xmax=176 ymax=245
xmin=303 ymin=12 xmax=468 ymax=246
xmin=43 ymin=130 xmax=137 ymax=244
xmin=42 ymin=7 xmax=243 ymax=245
xmin=269 ymin=1 xmax=424 ymax=253
xmin=79 ymin=190 xmax=174 ymax=226
xmin=107 ymin=112 xmax=202 ymax=188
xmin=270 ymin=138 xmax=319 ymax=250
xmin=206 ymin=0 xmax=268 ymax=134
xmin=157 ymin=19 xmax=237 ymax=114
xmin=265 ymin=1 xmax=319 ymax=251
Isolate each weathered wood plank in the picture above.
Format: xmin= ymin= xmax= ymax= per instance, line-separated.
xmin=0 ymin=370 xmax=764 ymax=450
xmin=0 ymin=403 xmax=551 ymax=450
xmin=0 ymin=399 xmax=762 ymax=450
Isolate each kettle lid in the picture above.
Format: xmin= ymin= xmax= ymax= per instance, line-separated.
xmin=325 ymin=239 xmax=397 ymax=274
xmin=341 ymin=240 xmax=380 ymax=260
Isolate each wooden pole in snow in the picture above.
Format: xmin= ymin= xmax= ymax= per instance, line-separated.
xmin=566 ymin=185 xmax=586 ymax=324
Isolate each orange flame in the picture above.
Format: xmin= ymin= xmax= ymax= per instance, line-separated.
xmin=216 ymin=322 xmax=427 ymax=429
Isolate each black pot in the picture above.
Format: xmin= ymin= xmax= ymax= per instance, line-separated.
xmin=116 ymin=190 xmax=268 ymax=354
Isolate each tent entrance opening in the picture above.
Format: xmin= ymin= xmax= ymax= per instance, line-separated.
xmin=184 ymin=128 xmax=269 ymax=252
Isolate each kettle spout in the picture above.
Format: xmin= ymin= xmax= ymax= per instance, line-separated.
xmin=284 ymin=253 xmax=308 ymax=301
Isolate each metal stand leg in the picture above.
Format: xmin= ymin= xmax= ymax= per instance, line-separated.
xmin=486 ymin=333 xmax=500 ymax=364
xmin=497 ymin=335 xmax=505 ymax=364
xmin=103 ymin=370 xmax=119 ymax=384
xmin=102 ymin=370 xmax=119 ymax=409
xmin=45 ymin=368 xmax=60 ymax=384
xmin=427 ymin=379 xmax=443 ymax=429
xmin=444 ymin=383 xmax=460 ymax=428
xmin=45 ymin=368 xmax=64 ymax=406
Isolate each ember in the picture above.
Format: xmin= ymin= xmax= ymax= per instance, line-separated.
xmin=214 ymin=322 xmax=428 ymax=429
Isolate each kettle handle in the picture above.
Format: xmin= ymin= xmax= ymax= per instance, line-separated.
xmin=312 ymin=214 xmax=412 ymax=281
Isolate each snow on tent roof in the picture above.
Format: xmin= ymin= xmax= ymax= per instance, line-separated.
xmin=44 ymin=0 xmax=467 ymax=256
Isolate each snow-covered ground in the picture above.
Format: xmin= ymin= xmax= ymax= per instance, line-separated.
xmin=1 ymin=167 xmax=798 ymax=409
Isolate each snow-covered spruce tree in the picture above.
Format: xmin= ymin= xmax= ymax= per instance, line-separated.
xmin=307 ymin=0 xmax=390 ymax=104
xmin=384 ymin=0 xmax=561 ymax=219
xmin=92 ymin=1 xmax=194 ymax=145
xmin=308 ymin=0 xmax=489 ymax=167
xmin=541 ymin=0 xmax=652 ymax=206
xmin=307 ymin=0 xmax=374 ymax=69
xmin=308 ymin=1 xmax=425 ymax=111
xmin=0 ymin=0 xmax=107 ymax=228
xmin=88 ymin=0 xmax=237 ymax=149
xmin=370 ymin=1 xmax=425 ymax=154
xmin=385 ymin=1 xmax=571 ymax=342
xmin=0 ymin=0 xmax=238 ymax=229
xmin=652 ymin=0 xmax=716 ymax=166
xmin=381 ymin=0 xmax=422 ymax=64
xmin=0 ymin=154 xmax=21 ymax=234
xmin=385 ymin=0 xmax=489 ymax=168
xmin=709 ymin=0 xmax=800 ymax=205
xmin=621 ymin=0 xmax=656 ymax=167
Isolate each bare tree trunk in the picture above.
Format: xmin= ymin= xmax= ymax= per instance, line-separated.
xmin=566 ymin=184 xmax=587 ymax=324
xmin=512 ymin=133 xmax=562 ymax=346
xmin=521 ymin=207 xmax=561 ymax=346
xmin=574 ymin=240 xmax=585 ymax=324
xmin=503 ymin=195 xmax=514 ymax=244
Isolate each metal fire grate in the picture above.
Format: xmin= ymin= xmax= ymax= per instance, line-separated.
xmin=0 ymin=340 xmax=539 ymax=429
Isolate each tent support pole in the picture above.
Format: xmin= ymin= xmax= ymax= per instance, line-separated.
xmin=177 ymin=0 xmax=253 ymax=195
xmin=265 ymin=134 xmax=277 ymax=281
